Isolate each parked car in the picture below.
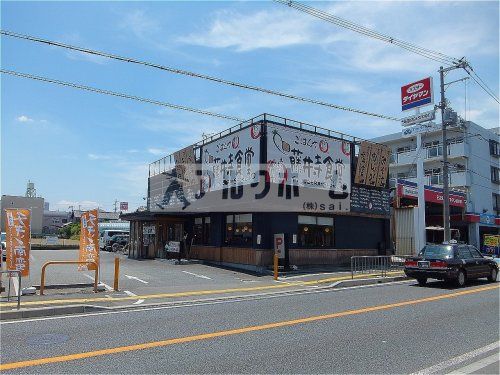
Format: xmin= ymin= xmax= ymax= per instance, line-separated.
xmin=99 ymin=230 xmax=129 ymax=250
xmin=404 ymin=242 xmax=499 ymax=287
xmin=106 ymin=234 xmax=129 ymax=252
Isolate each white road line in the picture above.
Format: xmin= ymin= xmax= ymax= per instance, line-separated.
xmin=124 ymin=275 xmax=149 ymax=284
xmin=83 ymin=274 xmax=113 ymax=291
xmin=182 ymin=271 xmax=212 ymax=280
xmin=1 ymin=280 xmax=412 ymax=325
xmin=449 ymin=351 xmax=500 ymax=374
xmin=281 ymin=271 xmax=351 ymax=280
xmin=412 ymin=341 xmax=500 ymax=374
xmin=124 ymin=290 xmax=145 ymax=305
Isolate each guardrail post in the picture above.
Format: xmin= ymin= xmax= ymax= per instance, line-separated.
xmin=40 ymin=261 xmax=99 ymax=295
xmin=113 ymin=257 xmax=120 ymax=291
xmin=273 ymin=254 xmax=279 ymax=281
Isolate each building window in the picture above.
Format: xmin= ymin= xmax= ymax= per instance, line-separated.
xmin=298 ymin=215 xmax=334 ymax=248
xmin=490 ymin=140 xmax=499 ymax=157
xmin=493 ymin=193 xmax=500 ymax=216
xmin=193 ymin=217 xmax=211 ymax=245
xmin=491 ymin=166 xmax=500 ymax=184
xmin=225 ymin=214 xmax=252 ymax=246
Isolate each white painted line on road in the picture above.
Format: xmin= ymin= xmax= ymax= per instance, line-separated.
xmin=1 ymin=280 xmax=412 ymax=325
xmin=281 ymin=271 xmax=351 ymax=280
xmin=83 ymin=274 xmax=113 ymax=291
xmin=124 ymin=290 xmax=145 ymax=305
xmin=182 ymin=271 xmax=212 ymax=280
xmin=124 ymin=275 xmax=148 ymax=284
xmin=412 ymin=341 xmax=500 ymax=374
xmin=449 ymin=351 xmax=500 ymax=374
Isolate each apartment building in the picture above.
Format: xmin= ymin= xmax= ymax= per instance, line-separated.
xmin=373 ymin=121 xmax=499 ymax=249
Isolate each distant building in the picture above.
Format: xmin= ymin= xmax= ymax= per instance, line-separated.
xmin=372 ymin=121 xmax=499 ymax=249
xmin=0 ymin=195 xmax=45 ymax=235
xmin=71 ymin=209 xmax=121 ymax=223
xmin=43 ymin=210 xmax=71 ymax=234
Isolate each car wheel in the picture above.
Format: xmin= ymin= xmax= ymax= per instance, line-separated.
xmin=456 ymin=269 xmax=467 ymax=287
xmin=487 ymin=267 xmax=498 ymax=282
xmin=417 ymin=277 xmax=427 ymax=286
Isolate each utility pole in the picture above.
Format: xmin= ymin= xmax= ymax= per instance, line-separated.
xmin=113 ymin=199 xmax=119 ymax=213
xmin=438 ymin=60 xmax=467 ymax=242
xmin=439 ymin=66 xmax=451 ymax=242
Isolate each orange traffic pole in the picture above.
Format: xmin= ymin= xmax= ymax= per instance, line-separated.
xmin=273 ymin=254 xmax=279 ymax=281
xmin=113 ymin=257 xmax=120 ymax=291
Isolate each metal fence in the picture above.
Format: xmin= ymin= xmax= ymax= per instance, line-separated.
xmin=0 ymin=270 xmax=22 ymax=309
xmin=351 ymin=255 xmax=412 ymax=279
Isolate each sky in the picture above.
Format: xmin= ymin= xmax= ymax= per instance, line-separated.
xmin=1 ymin=0 xmax=498 ymax=212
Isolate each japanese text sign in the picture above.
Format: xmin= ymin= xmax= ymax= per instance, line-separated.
xmin=78 ymin=209 xmax=99 ymax=270
xmin=401 ymin=77 xmax=433 ymax=111
xmin=5 ymin=209 xmax=31 ymax=277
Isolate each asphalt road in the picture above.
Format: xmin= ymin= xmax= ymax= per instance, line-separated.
xmin=1 ymin=280 xmax=498 ymax=373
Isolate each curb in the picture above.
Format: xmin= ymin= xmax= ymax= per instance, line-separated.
xmin=0 ymin=276 xmax=408 ymax=321
xmin=0 ymin=304 xmax=106 ymax=321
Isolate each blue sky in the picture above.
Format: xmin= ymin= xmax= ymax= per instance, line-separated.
xmin=1 ymin=0 xmax=498 ymax=212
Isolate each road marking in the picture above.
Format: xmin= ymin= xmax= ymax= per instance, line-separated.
xmin=83 ymin=274 xmax=112 ymax=291
xmin=182 ymin=271 xmax=212 ymax=280
xmin=123 ymin=290 xmax=145 ymax=305
xmin=0 ymin=271 xmax=402 ymax=308
xmin=281 ymin=271 xmax=351 ymax=280
xmin=124 ymin=275 xmax=148 ymax=284
xmin=0 ymin=280 xmax=413 ymax=325
xmin=0 ymin=284 xmax=498 ymax=371
xmin=450 ymin=351 xmax=500 ymax=374
xmin=412 ymin=341 xmax=500 ymax=374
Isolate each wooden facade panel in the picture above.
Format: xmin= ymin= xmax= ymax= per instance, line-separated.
xmin=289 ymin=248 xmax=377 ymax=266
xmin=191 ymin=246 xmax=220 ymax=262
xmin=221 ymin=247 xmax=255 ymax=265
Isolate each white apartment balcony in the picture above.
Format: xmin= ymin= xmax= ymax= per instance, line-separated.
xmin=390 ymin=141 xmax=467 ymax=166
xmin=400 ymin=171 xmax=470 ymax=188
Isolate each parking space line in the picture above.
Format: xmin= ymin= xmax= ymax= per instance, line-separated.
xmin=83 ymin=274 xmax=112 ymax=291
xmin=182 ymin=271 xmax=212 ymax=280
xmin=123 ymin=290 xmax=145 ymax=305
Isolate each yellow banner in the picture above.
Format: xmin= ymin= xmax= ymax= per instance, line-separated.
xmin=5 ymin=209 xmax=31 ymax=277
xmin=484 ymin=235 xmax=499 ymax=247
xmin=78 ymin=209 xmax=99 ymax=271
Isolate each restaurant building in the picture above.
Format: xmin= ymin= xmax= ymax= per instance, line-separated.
xmin=122 ymin=114 xmax=392 ymax=272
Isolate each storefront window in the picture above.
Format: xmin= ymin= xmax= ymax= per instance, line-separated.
xmin=193 ymin=217 xmax=211 ymax=245
xmin=298 ymin=215 xmax=334 ymax=248
xmin=225 ymin=214 xmax=252 ymax=246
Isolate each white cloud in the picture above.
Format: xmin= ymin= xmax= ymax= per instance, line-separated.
xmin=88 ymin=153 xmax=113 ymax=160
xmin=179 ymin=9 xmax=314 ymax=52
xmin=58 ymin=33 xmax=108 ymax=64
xmin=16 ymin=115 xmax=34 ymax=122
xmin=119 ymin=9 xmax=160 ymax=39
xmin=147 ymin=148 xmax=173 ymax=156
xmin=53 ymin=200 xmax=101 ymax=211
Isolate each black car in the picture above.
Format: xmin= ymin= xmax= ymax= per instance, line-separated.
xmin=404 ymin=243 xmax=499 ymax=287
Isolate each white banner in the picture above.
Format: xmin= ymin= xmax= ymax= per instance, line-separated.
xmin=201 ymin=124 xmax=262 ymax=191
xmin=266 ymin=125 xmax=351 ymax=193
xmin=402 ymin=122 xmax=440 ymax=138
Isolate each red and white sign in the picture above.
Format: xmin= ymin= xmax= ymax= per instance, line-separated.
xmin=397 ymin=181 xmax=465 ymax=208
xmin=120 ymin=202 xmax=128 ymax=211
xmin=274 ymin=233 xmax=285 ymax=259
xmin=401 ymin=77 xmax=433 ymax=111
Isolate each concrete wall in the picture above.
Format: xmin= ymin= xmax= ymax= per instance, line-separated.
xmin=0 ymin=195 xmax=45 ymax=235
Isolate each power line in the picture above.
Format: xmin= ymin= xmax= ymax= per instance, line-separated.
xmin=274 ymin=0 xmax=459 ymax=66
xmin=275 ymin=1 xmax=499 ymax=104
xmin=0 ymin=29 xmax=399 ymax=122
xmin=0 ymin=69 xmax=245 ymax=122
